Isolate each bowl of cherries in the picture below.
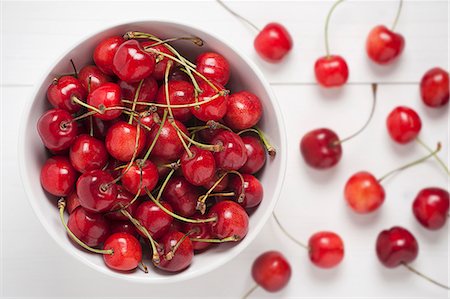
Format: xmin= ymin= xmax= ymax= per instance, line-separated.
xmin=19 ymin=21 xmax=287 ymax=282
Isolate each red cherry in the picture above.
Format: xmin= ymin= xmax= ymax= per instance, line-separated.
xmin=105 ymin=121 xmax=147 ymax=162
xmin=181 ymin=214 xmax=212 ymax=251
xmin=254 ymin=23 xmax=293 ymax=63
xmin=119 ymin=76 xmax=158 ymax=112
xmin=207 ymin=200 xmax=249 ymax=239
xmin=314 ymin=55 xmax=349 ymax=88
xmin=93 ymin=36 xmax=125 ymax=75
xmin=84 ymin=117 xmax=114 ymax=140
xmin=87 ymin=82 xmax=123 ymax=121
xmin=40 ymin=156 xmax=77 ymax=197
xmin=223 ymin=91 xmax=263 ymax=130
xmin=198 ymin=127 xmax=225 ymax=143
xmin=308 ymin=231 xmax=344 ymax=268
xmin=412 ymin=187 xmax=449 ymax=230
xmin=420 ymin=67 xmax=449 ymax=107
xmin=155 ymin=81 xmax=195 ymax=123
xmin=202 ymin=171 xmax=230 ymax=192
xmin=300 ymin=128 xmax=342 ymax=169
xmin=386 ymin=106 xmax=422 ymax=144
xmin=240 ymin=135 xmax=266 ymax=174
xmin=103 ymin=232 xmax=142 ymax=271
xmin=190 ymin=80 xmax=228 ymax=122
xmin=47 ymin=76 xmax=87 ymax=113
xmin=251 ymin=251 xmax=291 ymax=292
xmin=366 ymin=25 xmax=405 ymax=65
xmin=78 ymin=65 xmax=111 ymax=92
xmin=134 ymin=201 xmax=173 ymax=239
xmin=157 ymin=230 xmax=194 ymax=272
xmin=169 ymin=68 xmax=191 ymax=82
xmin=112 ymin=40 xmax=156 ymax=83
xmin=180 ymin=146 xmax=216 ymax=186
xmin=37 ymin=108 xmax=78 ymax=152
xmin=230 ymin=174 xmax=263 ymax=209
xmin=76 ymin=170 xmax=118 ymax=213
xmin=196 ymin=52 xmax=230 ymax=86
xmin=66 ymin=190 xmax=81 ymax=214
xmin=212 ymin=131 xmax=248 ymax=171
xmin=162 ymin=176 xmax=201 ymax=217
xmin=376 ymin=226 xmax=418 ymax=268
xmin=141 ymin=42 xmax=173 ymax=81
xmin=67 ymin=206 xmax=110 ymax=247
xmin=344 ymin=171 xmax=385 ymax=213
xmin=69 ymin=134 xmax=108 ymax=173
xmin=121 ymin=160 xmax=159 ymax=196
xmin=146 ymin=119 xmax=189 ymax=161
xmin=106 ymin=186 xmax=141 ymax=221
xmin=110 ymin=220 xmax=139 ymax=238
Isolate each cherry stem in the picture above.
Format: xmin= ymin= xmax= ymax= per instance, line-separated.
xmin=156 ymin=168 xmax=176 ymax=202
xmin=142 ymin=109 xmax=168 ymax=163
xmin=128 ymin=79 xmax=144 ymax=124
xmin=190 ymin=235 xmax=241 ymax=243
xmin=416 ymin=138 xmax=450 ymax=177
xmin=242 ymin=284 xmax=259 ymax=299
xmin=71 ymin=110 xmax=97 ymax=123
xmin=402 ymin=263 xmax=449 ymax=290
xmin=71 ymin=95 xmax=102 ymax=114
xmin=149 ymin=36 xmax=204 ymax=47
xmin=216 ymin=0 xmax=261 ymax=32
xmin=138 ymin=261 xmax=149 ymax=273
xmin=188 ymin=120 xmax=232 ymax=133
xmin=336 ymin=83 xmax=377 ymax=145
xmin=378 ymin=142 xmax=442 ymax=183
xmin=238 ymin=127 xmax=276 ymax=157
xmin=324 ymin=0 xmax=345 ymax=57
xmin=273 ymin=212 xmax=309 ymax=250
xmin=69 ymin=59 xmax=78 ymax=78
xmin=57 ymin=198 xmax=113 ymax=255
xmin=391 ymin=0 xmax=404 ymax=31
xmin=165 ymin=231 xmax=193 ymax=260
xmin=169 ymin=119 xmax=222 ymax=152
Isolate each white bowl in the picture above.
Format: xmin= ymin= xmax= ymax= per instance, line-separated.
xmin=19 ymin=20 xmax=287 ymax=283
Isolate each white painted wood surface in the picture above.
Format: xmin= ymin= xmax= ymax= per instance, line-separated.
xmin=1 ymin=0 xmax=449 ymax=298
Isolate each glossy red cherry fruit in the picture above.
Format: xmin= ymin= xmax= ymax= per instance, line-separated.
xmin=47 ymin=76 xmax=87 ymax=113
xmin=366 ymin=25 xmax=405 ymax=65
xmin=105 ymin=121 xmax=147 ymax=162
xmin=191 ymin=80 xmax=228 ymax=122
xmin=69 ymin=134 xmax=108 ymax=173
xmin=40 ymin=156 xmax=77 ymax=197
xmin=76 ymin=170 xmax=118 ymax=213
xmin=66 ymin=190 xmax=81 ymax=214
xmin=93 ymin=35 xmax=125 ymax=75
xmin=308 ymin=231 xmax=344 ymax=268
xmin=180 ymin=146 xmax=216 ymax=186
xmin=413 ymin=187 xmax=449 ymax=230
xmin=103 ymin=232 xmax=142 ymax=271
xmin=67 ymin=206 xmax=110 ymax=247
xmin=78 ymin=65 xmax=111 ymax=92
xmin=157 ymin=230 xmax=194 ymax=272
xmin=314 ymin=55 xmax=349 ymax=88
xmin=162 ymin=176 xmax=201 ymax=217
xmin=155 ymin=80 xmax=195 ymax=123
xmin=146 ymin=119 xmax=189 ymax=161
xmin=121 ymin=160 xmax=159 ymax=196
xmin=376 ymin=226 xmax=418 ymax=268
xmin=87 ymin=82 xmax=123 ymax=120
xmin=251 ymin=251 xmax=291 ymax=292
xmin=196 ymin=52 xmax=230 ymax=85
xmin=141 ymin=41 xmax=173 ymax=81
xmin=344 ymin=171 xmax=385 ymax=213
xmin=169 ymin=68 xmax=190 ymax=82
xmin=230 ymin=174 xmax=263 ymax=209
xmin=240 ymin=136 xmax=266 ymax=174
xmin=106 ymin=186 xmax=141 ymax=221
xmin=37 ymin=108 xmax=78 ymax=152
xmin=300 ymin=128 xmax=342 ymax=169
xmin=223 ymin=91 xmax=263 ymax=130
xmin=386 ymin=106 xmax=422 ymax=144
xmin=119 ymin=76 xmax=158 ymax=112
xmin=134 ymin=201 xmax=173 ymax=239
xmin=420 ymin=67 xmax=449 ymax=107
xmin=212 ymin=131 xmax=248 ymax=171
xmin=110 ymin=220 xmax=139 ymax=238
xmin=207 ymin=200 xmax=249 ymax=239
xmin=254 ymin=23 xmax=293 ymax=63
xmin=182 ymin=214 xmax=213 ymax=251
xmin=112 ymin=40 xmax=156 ymax=83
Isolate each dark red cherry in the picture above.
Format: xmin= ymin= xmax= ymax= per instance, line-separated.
xmin=191 ymin=80 xmax=228 ymax=121
xmin=141 ymin=42 xmax=173 ymax=81
xmin=207 ymin=200 xmax=249 ymax=239
xmin=376 ymin=226 xmax=418 ymax=268
xmin=37 ymin=108 xmax=78 ymax=151
xmin=146 ymin=119 xmax=189 ymax=161
xmin=69 ymin=134 xmax=108 ymax=173
xmin=93 ymin=36 xmax=125 ymax=75
xmin=134 ymin=201 xmax=173 ymax=239
xmin=181 ymin=214 xmax=212 ymax=251
xmin=202 ymin=171 xmax=230 ymax=192
xmin=112 ymin=40 xmax=156 ymax=83
xmin=155 ymin=80 xmax=195 ymax=123
xmin=386 ymin=106 xmax=422 ymax=144
xmin=180 ymin=146 xmax=216 ymax=186
xmin=223 ymin=91 xmax=263 ymax=130
xmin=106 ymin=186 xmax=141 ymax=221
xmin=47 ymin=76 xmax=87 ymax=113
xmin=110 ymin=220 xmax=139 ymax=238
xmin=230 ymin=174 xmax=263 ymax=209
xmin=162 ymin=176 xmax=201 ymax=217
xmin=78 ymin=65 xmax=111 ymax=92
xmin=67 ymin=206 xmax=110 ymax=247
xmin=413 ymin=187 xmax=449 ymax=230
xmin=84 ymin=117 xmax=114 ymax=140
xmin=420 ymin=67 xmax=449 ymax=107
xmin=252 ymin=251 xmax=291 ymax=292
xmin=344 ymin=171 xmax=385 ymax=213
xmin=105 ymin=121 xmax=147 ymax=162
xmin=300 ymin=128 xmax=342 ymax=169
xmin=314 ymin=55 xmax=349 ymax=88
xmin=103 ymin=232 xmax=142 ymax=271
xmin=119 ymin=76 xmax=158 ymax=112
xmin=196 ymin=52 xmax=230 ymax=86
xmin=254 ymin=23 xmax=293 ymax=63
xmin=87 ymin=82 xmax=123 ymax=121
xmin=66 ymin=190 xmax=81 ymax=214
xmin=157 ymin=230 xmax=194 ymax=272
xmin=169 ymin=68 xmax=190 ymax=82
xmin=121 ymin=159 xmax=159 ymax=196
xmin=40 ymin=156 xmax=77 ymax=197
xmin=211 ymin=131 xmax=248 ymax=171
xmin=366 ymin=25 xmax=405 ymax=65
xmin=308 ymin=231 xmax=344 ymax=268
xmin=240 ymin=135 xmax=266 ymax=174
xmin=76 ymin=170 xmax=118 ymax=213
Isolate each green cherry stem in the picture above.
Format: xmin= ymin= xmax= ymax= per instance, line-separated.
xmin=238 ymin=127 xmax=276 ymax=157
xmin=391 ymin=0 xmax=404 ymax=31
xmin=402 ymin=263 xmax=449 ymax=290
xmin=273 ymin=212 xmax=309 ymax=250
xmin=415 ymin=138 xmax=450 ymax=176
xmin=128 ymin=79 xmax=144 ymax=124
xmin=324 ymin=0 xmax=345 ymax=58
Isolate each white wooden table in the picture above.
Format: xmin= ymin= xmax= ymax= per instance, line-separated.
xmin=1 ymin=1 xmax=449 ymax=298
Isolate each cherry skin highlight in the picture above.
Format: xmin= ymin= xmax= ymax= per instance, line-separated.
xmin=87 ymin=82 xmax=123 ymax=121
xmin=412 ymin=187 xmax=449 ymax=230
xmin=67 ymin=206 xmax=110 ymax=247
xmin=420 ymin=67 xmax=449 ymax=107
xmin=207 ymin=200 xmax=249 ymax=239
xmin=180 ymin=146 xmax=216 ymax=186
xmin=105 ymin=121 xmax=147 ymax=162
xmin=300 ymin=128 xmax=342 ymax=169
xmin=196 ymin=52 xmax=230 ymax=86
xmin=121 ymin=159 xmax=159 ymax=196
xmin=229 ymin=174 xmax=264 ymax=209
xmin=103 ymin=232 xmax=142 ymax=271
xmin=37 ymin=108 xmax=78 ymax=152
xmin=386 ymin=106 xmax=422 ymax=144
xmin=252 ymin=251 xmax=292 ymax=292
xmin=308 ymin=231 xmax=344 ymax=268
xmin=78 ymin=65 xmax=111 ymax=92
xmin=76 ymin=170 xmax=118 ymax=213
xmin=40 ymin=156 xmax=77 ymax=197
xmin=366 ymin=25 xmax=405 ymax=65
xmin=69 ymin=134 xmax=108 ymax=173
xmin=240 ymin=135 xmax=266 ymax=174
xmin=157 ymin=230 xmax=194 ymax=272
xmin=191 ymin=80 xmax=228 ymax=122
xmin=47 ymin=76 xmax=87 ymax=113
xmin=223 ymin=91 xmax=263 ymax=131
xmin=314 ymin=55 xmax=349 ymax=88
xmin=344 ymin=171 xmax=385 ymax=213
xmin=254 ymin=23 xmax=293 ymax=63
xmin=212 ymin=131 xmax=248 ymax=171
xmin=93 ymin=35 xmax=125 ymax=75
xmin=376 ymin=226 xmax=418 ymax=268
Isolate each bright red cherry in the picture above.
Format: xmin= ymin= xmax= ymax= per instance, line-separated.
xmin=366 ymin=25 xmax=405 ymax=65
xmin=230 ymin=174 xmax=263 ymax=209
xmin=47 ymin=76 xmax=87 ymax=113
xmin=162 ymin=176 xmax=201 ymax=217
xmin=344 ymin=171 xmax=385 ymax=213
xmin=110 ymin=220 xmax=139 ymax=238
xmin=87 ymin=82 xmax=123 ymax=121
xmin=413 ymin=187 xmax=449 ymax=230
xmin=180 ymin=146 xmax=216 ymax=186
xmin=181 ymin=214 xmax=213 ymax=251
xmin=69 ymin=134 xmax=108 ymax=173
xmin=66 ymin=190 xmax=81 ymax=214
xmin=121 ymin=160 xmax=159 ymax=196
xmin=157 ymin=230 xmax=194 ymax=272
xmin=93 ymin=36 xmax=125 ymax=75
xmin=141 ymin=41 xmax=173 ymax=81
xmin=105 ymin=121 xmax=147 ymax=162
xmin=112 ymin=40 xmax=156 ymax=83
xmin=196 ymin=52 xmax=230 ymax=86
xmin=134 ymin=201 xmax=173 ymax=239
xmin=314 ymin=55 xmax=349 ymax=88
xmin=37 ymin=108 xmax=78 ymax=152
xmin=40 ymin=156 xmax=77 ymax=197
xmin=67 ymin=206 xmax=110 ymax=247
xmin=207 ymin=200 xmax=249 ymax=239
xmin=106 ymin=186 xmax=141 ymax=221
xmin=190 ymin=80 xmax=228 ymax=122
xmin=119 ymin=76 xmax=158 ymax=112
xmin=376 ymin=226 xmax=418 ymax=268
xmin=254 ymin=23 xmax=293 ymax=63
xmin=155 ymin=81 xmax=195 ymax=123
xmin=308 ymin=231 xmax=344 ymax=268
xmin=251 ymin=251 xmax=292 ymax=292
xmin=223 ymin=91 xmax=263 ymax=130
xmin=212 ymin=131 xmax=248 ymax=171
xmin=146 ymin=119 xmax=189 ymax=161
xmin=103 ymin=232 xmax=142 ymax=271
xmin=420 ymin=67 xmax=449 ymax=107
xmin=76 ymin=170 xmax=118 ymax=213
xmin=386 ymin=106 xmax=422 ymax=144
xmin=78 ymin=65 xmax=111 ymax=92
xmin=300 ymin=128 xmax=342 ymax=169
xmin=240 ymin=135 xmax=266 ymax=174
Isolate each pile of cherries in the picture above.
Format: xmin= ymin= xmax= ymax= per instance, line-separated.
xmin=38 ymin=30 xmax=274 ymax=273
